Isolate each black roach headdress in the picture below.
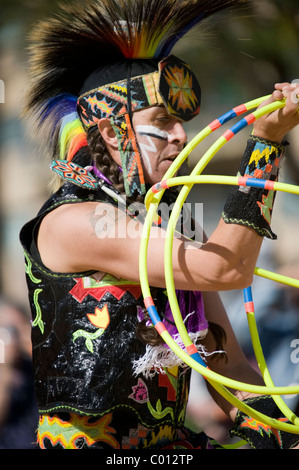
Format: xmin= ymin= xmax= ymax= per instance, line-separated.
xmin=23 ymin=0 xmax=247 ymax=196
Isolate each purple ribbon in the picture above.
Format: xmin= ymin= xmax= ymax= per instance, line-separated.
xmin=164 ymin=290 xmax=208 ymax=337
xmin=139 ymin=290 xmax=208 ymax=338
xmin=92 ymin=164 xmax=113 ymax=185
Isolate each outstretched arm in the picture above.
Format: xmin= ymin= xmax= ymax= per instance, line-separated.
xmin=37 ymin=84 xmax=299 ymax=289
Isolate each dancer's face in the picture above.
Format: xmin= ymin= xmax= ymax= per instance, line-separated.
xmin=132 ymin=106 xmax=187 ymax=185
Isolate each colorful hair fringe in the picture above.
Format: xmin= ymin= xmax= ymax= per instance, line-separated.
xmin=33 ymin=93 xmax=88 ymax=161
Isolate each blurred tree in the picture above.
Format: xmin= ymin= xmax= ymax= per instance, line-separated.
xmin=178 ymin=0 xmax=299 ymax=104
xmin=0 ymin=0 xmax=298 ymax=92
xmin=0 ymin=0 xmax=73 ymax=27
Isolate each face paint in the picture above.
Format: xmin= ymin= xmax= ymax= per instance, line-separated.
xmin=135 ymin=125 xmax=170 ymax=175
xmin=135 ymin=125 xmax=169 ymax=141
xmin=136 ymin=125 xmax=169 ymax=174
xmin=133 ymin=107 xmax=187 ymax=186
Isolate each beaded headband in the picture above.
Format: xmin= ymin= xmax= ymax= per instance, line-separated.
xmin=78 ymin=56 xmax=201 ymax=128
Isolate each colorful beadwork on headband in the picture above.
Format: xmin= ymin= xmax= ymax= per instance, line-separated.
xmin=76 ymin=55 xmax=201 ymax=197
xmin=77 ymin=55 xmax=201 ymax=130
xmin=78 ymin=71 xmax=163 ymax=130
xmin=158 ymin=56 xmax=201 ymax=122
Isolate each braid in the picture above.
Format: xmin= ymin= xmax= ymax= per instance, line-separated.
xmin=87 ymin=127 xmax=144 ymax=205
xmin=87 ymin=128 xmax=123 ymax=191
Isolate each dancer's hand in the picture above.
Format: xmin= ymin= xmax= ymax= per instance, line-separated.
xmin=253 ymin=81 xmax=299 ymax=143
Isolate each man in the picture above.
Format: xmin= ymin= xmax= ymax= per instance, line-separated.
xmin=20 ymin=0 xmax=299 ymax=449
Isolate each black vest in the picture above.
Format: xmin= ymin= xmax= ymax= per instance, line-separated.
xmin=20 ymin=183 xmax=191 ymax=431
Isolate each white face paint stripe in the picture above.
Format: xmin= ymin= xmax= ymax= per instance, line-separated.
xmin=135 ymin=125 xmax=169 ymax=141
xmin=138 ymin=136 xmax=157 ymax=175
xmin=135 ymin=125 xmax=170 ymax=176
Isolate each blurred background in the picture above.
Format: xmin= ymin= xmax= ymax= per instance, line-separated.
xmin=0 ymin=0 xmax=298 ymax=448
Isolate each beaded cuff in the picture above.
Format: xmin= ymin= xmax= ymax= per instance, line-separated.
xmin=222 ymin=136 xmax=287 ymax=239
xmin=230 ymin=396 xmax=299 ymax=449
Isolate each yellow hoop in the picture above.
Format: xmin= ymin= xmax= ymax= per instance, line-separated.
xmin=139 ymin=97 xmax=299 ymax=434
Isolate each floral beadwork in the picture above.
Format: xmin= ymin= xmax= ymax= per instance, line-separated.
xmin=50 ymin=160 xmax=98 ymax=189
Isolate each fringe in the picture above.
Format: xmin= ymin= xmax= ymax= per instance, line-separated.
xmin=133 ymin=329 xmax=225 ymax=378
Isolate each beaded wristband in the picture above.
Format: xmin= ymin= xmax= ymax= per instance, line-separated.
xmin=230 ymin=396 xmax=299 ymax=449
xmin=222 ymin=135 xmax=287 ymax=239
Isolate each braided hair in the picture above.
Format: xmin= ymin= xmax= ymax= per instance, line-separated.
xmin=87 ymin=127 xmax=145 ymax=206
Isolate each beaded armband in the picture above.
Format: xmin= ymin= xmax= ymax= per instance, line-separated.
xmin=222 ymin=136 xmax=287 ymax=239
xmin=230 ymin=396 xmax=299 ymax=449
